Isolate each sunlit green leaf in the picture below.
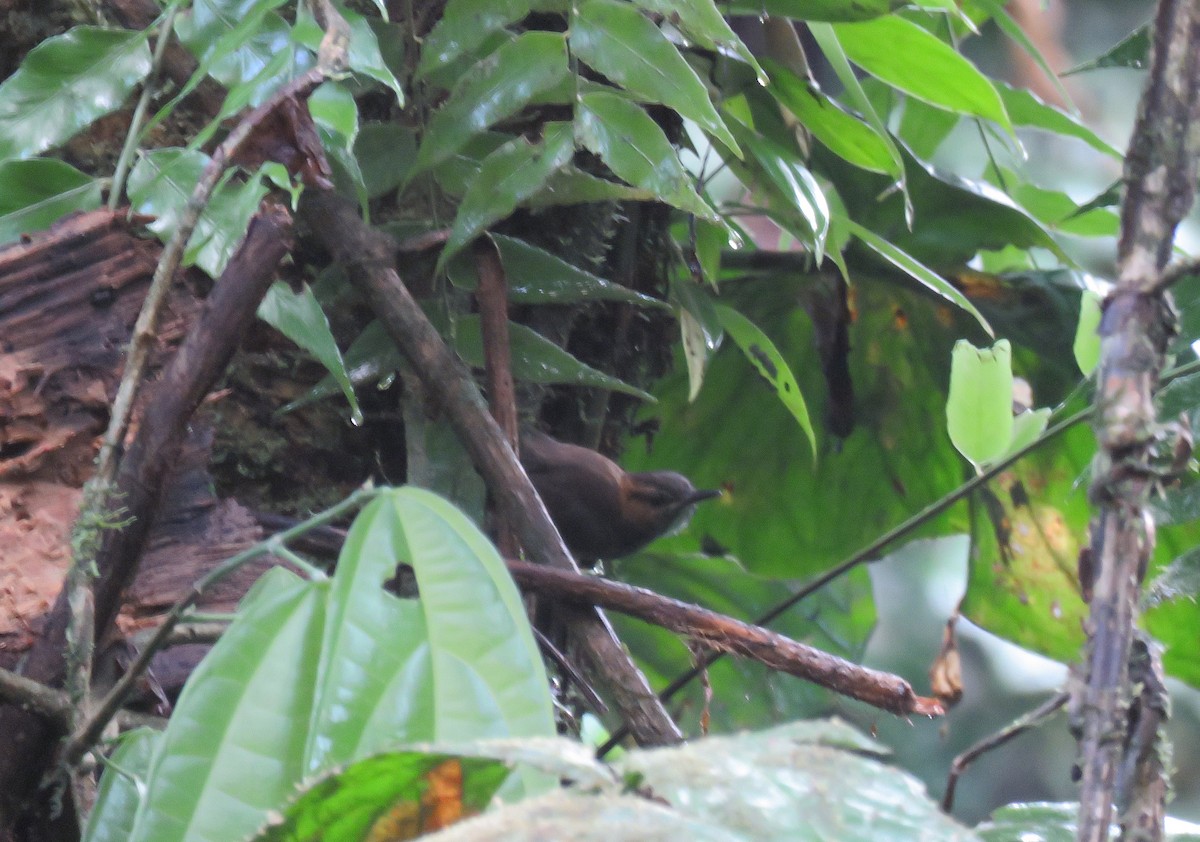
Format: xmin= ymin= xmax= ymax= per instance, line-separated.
xmin=83 ymin=730 xmax=161 ymax=842
xmin=1073 ymin=290 xmax=1103 ymax=376
xmin=832 ymin=16 xmax=1012 ymax=130
xmin=0 ymin=159 xmax=102 ymax=246
xmin=571 ymin=0 xmax=738 ymax=153
xmin=996 ymin=82 xmax=1120 ymax=158
xmin=947 ymin=339 xmax=1014 ymax=467
xmin=0 ymin=27 xmax=150 ymax=161
xmin=175 ymin=0 xmax=297 ymax=93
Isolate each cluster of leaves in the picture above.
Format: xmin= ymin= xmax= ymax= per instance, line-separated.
xmin=5 ymin=0 xmax=1200 ymax=834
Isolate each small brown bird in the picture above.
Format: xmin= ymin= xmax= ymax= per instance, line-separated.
xmin=520 ymin=429 xmax=720 ymax=560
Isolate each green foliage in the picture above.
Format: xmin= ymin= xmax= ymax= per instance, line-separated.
xmin=84 ymin=489 xmax=555 ymax=842
xmin=947 ymin=339 xmax=1014 ymax=468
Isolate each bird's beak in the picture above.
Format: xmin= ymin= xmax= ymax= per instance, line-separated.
xmin=686 ymin=488 xmax=722 ymax=505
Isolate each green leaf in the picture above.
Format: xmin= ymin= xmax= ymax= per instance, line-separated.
xmin=996 ymin=82 xmax=1121 ymax=159
xmin=973 ymin=0 xmax=1074 ymax=109
xmin=411 ymin=31 xmax=568 ymax=175
xmin=0 ymin=26 xmax=150 ymax=161
xmin=354 ymin=122 xmax=417 ymax=199
xmin=1002 ymin=408 xmax=1051 ymax=461
xmin=455 ymin=316 xmax=657 ymax=402
xmin=1065 ymin=23 xmax=1150 ymax=74
xmin=258 ymin=282 xmax=364 ymax=426
xmin=0 ymin=159 xmax=102 ymax=246
xmin=726 ymin=120 xmax=830 ymax=261
xmin=130 ymin=568 xmax=327 ymax=842
xmin=417 ymin=0 xmax=533 ymax=77
xmin=947 ymin=339 xmax=1014 ymax=467
xmin=839 ymin=215 xmax=994 ymax=336
xmin=1073 ymin=290 xmax=1103 ymax=376
xmin=571 ymin=0 xmax=739 ymax=154
xmin=174 ymin=0 xmax=297 ymax=93
xmin=439 ymin=125 xmax=575 ymax=266
xmin=253 ymin=752 xmax=510 ymax=841
xmin=127 ymin=148 xmax=271 ymax=278
xmin=83 ymin=729 xmax=161 ymax=842
xmin=832 ymin=16 xmax=1012 ymax=130
xmin=292 ymin=4 xmax=404 ymax=102
xmin=628 ymin=0 xmax=765 ymax=83
xmin=719 ymin=0 xmax=905 ymax=21
xmin=575 ymin=92 xmax=717 ymax=221
xmin=765 ymin=60 xmax=899 ymax=176
xmin=525 ymin=166 xmax=658 ymax=208
xmin=714 ymin=304 xmax=816 ymax=458
xmin=492 ymin=234 xmax=670 ymax=308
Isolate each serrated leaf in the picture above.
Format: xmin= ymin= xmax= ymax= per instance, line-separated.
xmin=832 ymin=16 xmax=1011 ymax=130
xmin=455 ymin=316 xmax=657 ymax=401
xmin=492 ymin=234 xmax=670 ymax=308
xmin=840 ymin=215 xmax=993 ymax=335
xmin=575 ymin=92 xmax=717 ymax=221
xmin=947 ymin=339 xmax=1014 ymax=467
xmin=439 ymin=125 xmax=574 ymax=266
xmin=412 ymin=31 xmax=568 ymax=175
xmin=765 ymin=60 xmax=898 ymax=176
xmin=1073 ymin=289 xmax=1103 ymax=376
xmin=714 ymin=304 xmax=816 ymax=458
xmin=418 ymin=0 xmax=533 ymax=77
xmin=258 ymin=282 xmax=363 ymax=426
xmin=0 ymin=26 xmax=150 ymax=161
xmin=571 ymin=0 xmax=739 ymax=154
xmin=0 ymin=159 xmax=102 ymax=246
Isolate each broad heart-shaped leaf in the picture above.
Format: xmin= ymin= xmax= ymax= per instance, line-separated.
xmin=411 ymin=31 xmax=568 ymax=175
xmin=253 ymin=753 xmax=510 ymax=841
xmin=841 ymin=215 xmax=994 ymax=336
xmin=610 ymin=554 xmax=874 ymax=733
xmin=575 ymin=92 xmax=718 ymax=221
xmin=946 ymin=339 xmax=1014 ymax=468
xmin=571 ymin=0 xmax=739 ymax=154
xmin=258 ymin=282 xmax=364 ymax=426
xmin=831 ymin=16 xmax=1011 ymax=131
xmin=83 ymin=729 xmax=161 ymax=842
xmin=715 ymin=304 xmax=817 ymax=458
xmin=615 ymin=721 xmax=978 ymax=842
xmin=129 ymin=568 xmax=327 ymax=842
xmin=0 ymin=159 xmax=102 ymax=246
xmin=127 ymin=148 xmax=271 ymax=278
xmin=174 ymin=0 xmax=295 ymax=91
xmin=765 ymin=60 xmax=899 ymax=177
xmin=417 ymin=0 xmax=532 ymax=77
xmin=454 ymin=316 xmax=657 ymax=402
xmin=0 ymin=26 xmax=150 ymax=161
xmin=439 ymin=126 xmax=574 ymax=267
xmin=492 ymin=234 xmax=670 ymax=308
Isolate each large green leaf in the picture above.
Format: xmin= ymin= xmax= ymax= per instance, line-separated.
xmin=0 ymin=159 xmax=102 ymax=246
xmin=995 ymin=82 xmax=1121 ymax=159
xmin=571 ymin=0 xmax=738 ymax=153
xmin=411 ymin=31 xmax=569 ymax=175
xmin=831 ymin=16 xmax=1011 ymax=130
xmin=628 ymin=0 xmax=765 ymax=82
xmin=439 ymin=125 xmax=575 ymax=266
xmin=130 ymin=568 xmax=327 ymax=842
xmin=258 ymin=282 xmax=364 ymax=426
xmin=946 ymin=339 xmax=1014 ymax=467
xmin=292 ymin=4 xmax=404 ymax=102
xmin=174 ymin=0 xmax=296 ymax=93
xmin=575 ymin=92 xmax=717 ymax=221
xmin=0 ymin=27 xmax=150 ymax=161
xmin=719 ymin=0 xmax=907 ymax=21
xmin=454 ymin=316 xmax=657 ymax=402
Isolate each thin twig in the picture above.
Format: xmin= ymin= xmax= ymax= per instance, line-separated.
xmin=942 ymin=691 xmax=1069 ymax=813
